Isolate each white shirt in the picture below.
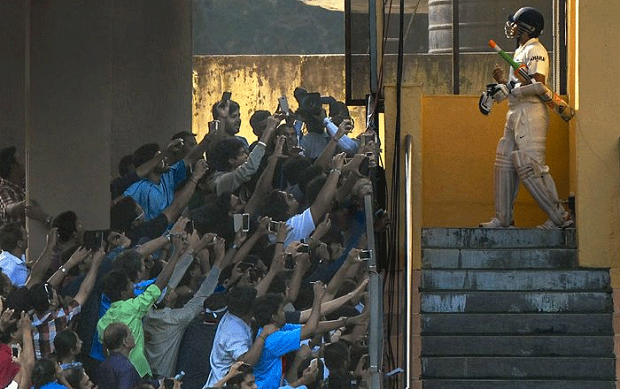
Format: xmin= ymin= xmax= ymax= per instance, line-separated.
xmin=284 ymin=207 xmax=316 ymax=247
xmin=508 ymin=37 xmax=549 ymax=105
xmin=205 ymin=312 xmax=252 ymax=387
xmin=0 ymin=251 xmax=28 ymax=287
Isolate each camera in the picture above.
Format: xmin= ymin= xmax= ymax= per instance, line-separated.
xmin=208 ymin=120 xmax=220 ymax=133
xmin=221 ymin=91 xmax=232 ymax=102
xmin=359 ymin=250 xmax=371 ymax=260
xmin=268 ymin=220 xmax=280 ymax=233
xmin=278 ymin=96 xmax=290 ymax=115
xmin=298 ymin=243 xmax=309 ymax=253
xmin=293 ymin=87 xmax=336 ymax=118
xmin=234 ymin=213 xmax=250 ymax=233
xmin=285 ymin=253 xmax=296 ymax=269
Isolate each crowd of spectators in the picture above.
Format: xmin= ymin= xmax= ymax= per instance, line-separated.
xmin=0 ymin=88 xmax=385 ymax=389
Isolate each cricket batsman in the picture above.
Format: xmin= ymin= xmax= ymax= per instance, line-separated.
xmin=479 ymin=7 xmax=574 ymax=229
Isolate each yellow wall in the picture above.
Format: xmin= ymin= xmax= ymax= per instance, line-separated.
xmin=571 ymin=0 xmax=620 ymax=270
xmin=421 ymin=96 xmax=570 ymax=228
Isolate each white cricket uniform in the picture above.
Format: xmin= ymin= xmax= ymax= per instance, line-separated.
xmin=504 ymin=37 xmax=550 ymax=167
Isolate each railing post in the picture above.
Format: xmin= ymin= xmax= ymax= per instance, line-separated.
xmin=404 ymin=134 xmax=414 ymax=388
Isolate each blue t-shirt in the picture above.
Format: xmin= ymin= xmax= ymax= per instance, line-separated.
xmin=123 ymin=160 xmax=187 ymax=220
xmin=254 ymin=324 xmax=302 ymax=389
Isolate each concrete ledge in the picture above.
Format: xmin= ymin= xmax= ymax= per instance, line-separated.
xmin=422 ymin=228 xmax=576 ymax=249
xmin=423 ymin=248 xmax=578 ymax=269
xmin=422 ymin=380 xmax=615 ymax=389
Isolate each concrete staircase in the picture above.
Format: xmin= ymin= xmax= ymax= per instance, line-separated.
xmin=419 ymin=228 xmax=615 ymax=389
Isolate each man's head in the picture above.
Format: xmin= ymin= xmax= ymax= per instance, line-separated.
xmin=29 ymin=282 xmax=59 ymax=313
xmin=253 ymin=293 xmax=285 ymax=328
xmin=111 ymin=249 xmax=145 ymax=282
xmin=505 ymin=7 xmax=544 ymax=40
xmin=263 ymin=190 xmax=299 ymax=222
xmin=53 ymin=329 xmax=82 ymax=360
xmin=101 ymin=270 xmax=133 ymax=302
xmin=276 ymin=124 xmax=298 ymax=150
xmin=103 ymin=322 xmax=135 ymax=352
xmin=210 ymin=137 xmax=248 ymax=172
xmin=227 ymin=364 xmax=257 ymax=389
xmin=52 ymin=211 xmax=83 ymax=244
xmin=0 ymin=146 xmax=24 ymax=182
xmin=212 ymin=100 xmax=242 ymax=135
xmin=225 ymin=286 xmax=257 ymax=318
xmin=0 ymin=222 xmax=27 ymax=253
xmin=249 ymin=110 xmax=272 ymax=138
xmin=132 ymin=143 xmax=170 ymax=175
xmin=324 ymin=341 xmax=351 ymax=372
xmin=171 ymin=131 xmax=198 ymax=157
xmin=117 ymin=154 xmax=135 ymax=177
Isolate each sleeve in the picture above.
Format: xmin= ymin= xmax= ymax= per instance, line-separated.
xmin=128 ymin=284 xmax=161 ymax=315
xmin=227 ymin=329 xmax=252 ymax=360
xmin=171 ymin=266 xmax=222 ymax=325
xmin=263 ymin=325 xmax=302 ymax=359
xmin=284 ymin=208 xmax=316 ymax=247
xmin=526 ymin=44 xmax=549 ymax=78
xmin=110 ymin=171 xmax=141 ymax=199
xmin=323 ymin=118 xmax=359 ymax=156
xmin=167 ymin=160 xmax=188 ymax=191
xmin=0 ymin=188 xmax=15 ymax=222
xmin=214 ymin=143 xmax=266 ymax=196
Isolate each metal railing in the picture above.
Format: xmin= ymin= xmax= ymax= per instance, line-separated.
xmin=404 ymin=134 xmax=414 ymax=388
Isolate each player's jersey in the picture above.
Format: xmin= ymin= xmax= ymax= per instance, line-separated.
xmin=508 ymin=37 xmax=549 ymax=105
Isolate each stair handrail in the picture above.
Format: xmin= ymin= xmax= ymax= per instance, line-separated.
xmin=404 ymin=134 xmax=414 ymax=389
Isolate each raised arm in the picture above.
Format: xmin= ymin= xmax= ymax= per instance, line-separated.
xmin=244 ymin=136 xmax=286 ymax=216
xmin=323 ymin=248 xmax=362 ymax=302
xmin=314 ymin=119 xmax=352 ymax=169
xmin=298 ymin=277 xmax=369 ymax=323
xmin=231 ymin=217 xmax=269 ymax=264
xmin=284 ymin=252 xmax=311 ymax=305
xmin=161 ymin=159 xmax=209 ymax=224
xmin=46 ymin=246 xmax=90 ymax=288
xmin=255 ymin=252 xmax=285 ymax=297
xmin=73 ymin=247 xmax=106 ymax=305
xmin=25 ymin=228 xmax=58 ymax=288
xmin=300 ymin=281 xmax=325 ymax=340
xmin=154 ymin=218 xmax=188 ymax=290
xmin=309 ymin=153 xmax=345 ymax=225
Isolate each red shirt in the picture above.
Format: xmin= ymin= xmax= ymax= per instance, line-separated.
xmin=0 ymin=343 xmax=20 ymax=388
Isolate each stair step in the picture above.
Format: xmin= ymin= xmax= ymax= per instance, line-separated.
xmin=421 ymin=313 xmax=613 ymax=335
xmin=422 ymin=379 xmax=615 ymax=389
xmin=421 ymin=270 xmax=610 ymax=291
xmin=422 ymin=228 xmax=575 ymax=249
xmin=420 ymin=291 xmax=611 ymax=313
xmin=421 ymin=357 xmax=615 ymax=379
xmin=421 ymin=335 xmax=613 ymax=357
xmin=423 ymin=248 xmax=577 ymax=269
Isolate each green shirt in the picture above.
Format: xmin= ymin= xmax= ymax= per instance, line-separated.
xmin=97 ymin=284 xmax=162 ymax=378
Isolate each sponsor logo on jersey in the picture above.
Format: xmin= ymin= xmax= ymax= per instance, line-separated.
xmin=530 ymin=55 xmax=545 ymax=62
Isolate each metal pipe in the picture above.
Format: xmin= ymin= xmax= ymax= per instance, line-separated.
xmin=364 ymin=193 xmax=383 ymax=389
xmin=368 ymin=0 xmax=378 ymax=94
xmin=452 ymin=0 xmax=460 ymax=94
xmin=404 ymin=134 xmax=413 ymax=388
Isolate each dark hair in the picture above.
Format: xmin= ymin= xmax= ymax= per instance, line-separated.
xmin=297 ymin=165 xmax=324 ymax=193
xmin=327 ymin=369 xmax=353 ymax=389
xmin=212 ymin=100 xmax=240 ymax=120
xmin=226 ymin=286 xmax=257 ymax=317
xmin=63 ymin=366 xmax=86 ymax=389
xmin=249 ymin=110 xmax=271 ymax=136
xmin=29 ymin=283 xmax=54 ymax=313
xmin=324 ymin=341 xmax=350 ymax=371
xmin=31 ymin=358 xmax=58 ymax=389
xmin=53 ymin=329 xmax=79 ymax=361
xmin=305 ymin=174 xmax=327 ymax=205
xmin=132 ymin=143 xmax=160 ymax=169
xmin=209 ymin=137 xmax=246 ymax=172
xmin=171 ymin=131 xmax=196 ymax=141
xmin=282 ymin=157 xmax=312 ymax=185
xmin=110 ymin=196 xmax=139 ymax=233
xmin=329 ymin=101 xmax=350 ymax=126
xmin=118 ymin=154 xmax=135 ymax=177
xmin=0 ymin=222 xmax=23 ymax=252
xmin=111 ymin=249 xmax=143 ymax=282
xmin=102 ymin=322 xmax=130 ymax=351
xmin=252 ymin=293 xmax=283 ymax=328
xmin=101 ymin=270 xmax=131 ymax=302
xmin=52 ymin=211 xmax=78 ymax=243
xmin=0 ymin=146 xmax=17 ymax=179
xmin=226 ymin=363 xmax=254 ymax=387
xmin=262 ymin=190 xmax=290 ymax=222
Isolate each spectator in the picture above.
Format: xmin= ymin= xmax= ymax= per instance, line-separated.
xmin=204 ymin=286 xmax=277 ymax=387
xmin=30 ymin=247 xmax=104 ymax=359
xmin=30 ymin=358 xmax=70 ymax=389
xmin=0 ymin=146 xmax=51 ymax=227
xmin=97 ymin=219 xmax=187 ymax=378
xmin=144 ymin=235 xmax=229 ymax=377
xmin=0 ymin=223 xmax=29 ymax=287
xmin=53 ymin=329 xmax=82 ymax=370
xmin=62 ymin=365 xmax=95 ymax=389
xmin=211 ymin=99 xmax=248 ymax=148
xmin=97 ymin=322 xmax=144 ymax=389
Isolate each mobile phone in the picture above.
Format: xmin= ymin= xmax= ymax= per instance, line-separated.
xmin=278 ymin=96 xmax=290 ymax=114
xmin=221 ymin=91 xmax=232 ymax=102
xmin=268 ymin=220 xmax=280 ymax=233
xmin=359 ymin=250 xmax=371 ymax=260
xmin=234 ymin=213 xmax=250 ymax=232
xmin=208 ymin=120 xmax=220 ymax=133
xmin=285 ymin=253 xmax=295 ymax=269
xmin=174 ymin=371 xmax=185 ymax=381
xmin=11 ymin=344 xmax=19 ymax=358
xmin=298 ymin=243 xmax=309 ymax=253
xmin=385 ymin=367 xmax=404 ymax=377
xmin=281 ymin=137 xmax=289 ymax=156
xmin=365 ymin=151 xmax=373 ymax=158
xmin=362 ymin=133 xmax=375 ymax=145
xmin=83 ymin=229 xmax=110 ymax=251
